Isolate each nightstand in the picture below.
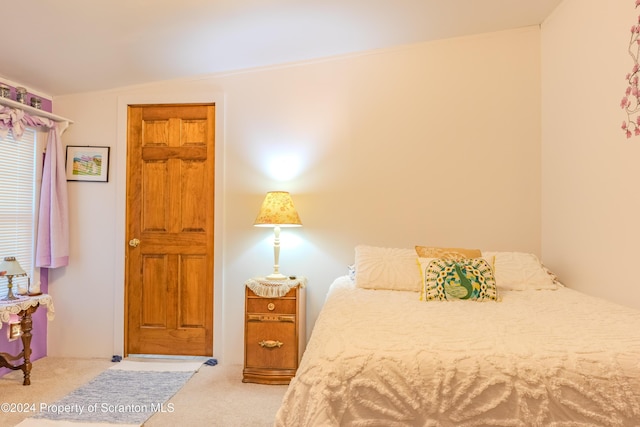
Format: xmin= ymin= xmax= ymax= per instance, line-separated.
xmin=243 ymin=277 xmax=306 ymax=385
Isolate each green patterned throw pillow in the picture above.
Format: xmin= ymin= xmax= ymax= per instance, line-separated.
xmin=419 ymin=257 xmax=498 ymax=301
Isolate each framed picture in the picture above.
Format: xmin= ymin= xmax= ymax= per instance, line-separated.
xmin=8 ymin=321 xmax=22 ymax=341
xmin=65 ymin=146 xmax=110 ymax=182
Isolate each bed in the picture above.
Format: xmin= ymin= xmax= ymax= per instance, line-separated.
xmin=275 ymin=245 xmax=640 ymax=426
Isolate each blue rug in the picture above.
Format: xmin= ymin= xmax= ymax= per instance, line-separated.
xmin=24 ymin=360 xmax=202 ymax=426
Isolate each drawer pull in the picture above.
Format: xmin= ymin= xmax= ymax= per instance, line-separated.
xmin=259 ymin=340 xmax=283 ymax=348
xmin=267 ymin=303 xmax=275 ymax=311
xmin=248 ymin=314 xmax=295 ymax=322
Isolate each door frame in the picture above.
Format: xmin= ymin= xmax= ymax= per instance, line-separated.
xmin=115 ymin=91 xmax=225 ymax=359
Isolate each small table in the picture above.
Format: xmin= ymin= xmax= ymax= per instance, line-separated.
xmin=243 ymin=277 xmax=306 ymax=384
xmin=0 ymin=294 xmax=55 ymax=385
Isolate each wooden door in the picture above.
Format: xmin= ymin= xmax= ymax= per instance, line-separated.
xmin=125 ymin=104 xmax=215 ymax=356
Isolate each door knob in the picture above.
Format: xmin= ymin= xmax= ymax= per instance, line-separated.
xmin=129 ymin=238 xmax=141 ymax=247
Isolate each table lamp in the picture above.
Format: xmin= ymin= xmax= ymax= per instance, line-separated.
xmin=254 ymin=191 xmax=302 ymax=280
xmin=0 ymin=256 xmax=27 ymax=301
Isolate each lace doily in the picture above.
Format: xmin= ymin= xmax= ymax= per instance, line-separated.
xmin=0 ymin=294 xmax=55 ymax=329
xmin=245 ymin=276 xmax=307 ymax=297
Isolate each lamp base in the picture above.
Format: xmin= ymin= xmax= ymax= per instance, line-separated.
xmin=2 ymin=285 xmax=18 ymax=301
xmin=264 ymin=273 xmax=288 ymax=281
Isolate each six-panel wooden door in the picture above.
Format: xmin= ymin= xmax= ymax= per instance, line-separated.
xmin=125 ymin=104 xmax=215 ymax=356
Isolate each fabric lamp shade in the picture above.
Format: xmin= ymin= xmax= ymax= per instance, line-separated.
xmin=254 ymin=191 xmax=302 ymax=227
xmin=0 ymin=256 xmax=27 ymax=277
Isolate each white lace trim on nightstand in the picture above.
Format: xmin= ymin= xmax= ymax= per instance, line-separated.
xmin=245 ymin=277 xmax=307 ymax=297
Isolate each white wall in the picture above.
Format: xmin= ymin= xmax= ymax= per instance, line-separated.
xmin=541 ymin=0 xmax=640 ymax=310
xmin=49 ymin=26 xmax=542 ymax=364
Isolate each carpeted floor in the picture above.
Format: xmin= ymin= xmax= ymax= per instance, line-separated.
xmin=0 ymin=357 xmax=288 ymax=427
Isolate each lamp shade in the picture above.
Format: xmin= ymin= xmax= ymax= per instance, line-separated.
xmin=0 ymin=256 xmax=26 ymax=277
xmin=254 ymin=191 xmax=302 ymax=227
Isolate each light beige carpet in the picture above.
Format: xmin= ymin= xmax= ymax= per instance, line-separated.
xmin=0 ymin=357 xmax=287 ymax=427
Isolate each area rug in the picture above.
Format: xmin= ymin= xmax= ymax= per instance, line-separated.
xmin=17 ymin=360 xmax=203 ymax=427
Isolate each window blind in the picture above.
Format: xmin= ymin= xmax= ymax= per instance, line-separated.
xmin=0 ymin=128 xmax=36 ymax=298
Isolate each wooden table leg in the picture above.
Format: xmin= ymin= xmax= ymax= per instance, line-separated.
xmin=19 ymin=305 xmax=37 ymax=386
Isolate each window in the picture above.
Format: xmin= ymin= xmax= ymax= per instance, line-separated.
xmin=0 ymin=127 xmax=42 ymax=298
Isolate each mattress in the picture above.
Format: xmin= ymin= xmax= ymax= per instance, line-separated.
xmin=275 ymin=276 xmax=640 ymax=426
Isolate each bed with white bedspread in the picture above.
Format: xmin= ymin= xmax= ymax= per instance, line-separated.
xmin=275 ymin=246 xmax=640 ymax=426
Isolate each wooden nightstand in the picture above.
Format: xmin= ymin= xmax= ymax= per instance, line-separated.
xmin=243 ymin=277 xmax=306 ymax=385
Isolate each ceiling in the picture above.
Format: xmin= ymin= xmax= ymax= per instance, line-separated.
xmin=2 ymin=0 xmax=563 ymax=97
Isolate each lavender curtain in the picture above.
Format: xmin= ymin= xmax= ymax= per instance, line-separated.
xmin=0 ymin=106 xmax=69 ymax=268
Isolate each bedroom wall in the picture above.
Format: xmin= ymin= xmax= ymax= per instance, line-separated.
xmin=541 ymin=0 xmax=640 ymax=310
xmin=48 ymin=26 xmax=542 ymax=364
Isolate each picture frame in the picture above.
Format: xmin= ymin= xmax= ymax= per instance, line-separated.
xmin=65 ymin=146 xmax=110 ymax=182
xmin=8 ymin=322 xmax=22 ymax=341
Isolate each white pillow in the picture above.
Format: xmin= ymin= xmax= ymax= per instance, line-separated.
xmin=482 ymin=251 xmax=557 ymax=291
xmin=354 ymin=245 xmax=422 ymax=292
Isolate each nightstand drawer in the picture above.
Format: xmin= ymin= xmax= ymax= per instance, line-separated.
xmin=246 ymin=297 xmax=296 ymax=315
xmin=245 ymin=321 xmax=297 ymax=369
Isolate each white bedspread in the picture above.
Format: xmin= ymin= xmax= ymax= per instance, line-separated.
xmin=275 ymin=276 xmax=640 ymax=426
